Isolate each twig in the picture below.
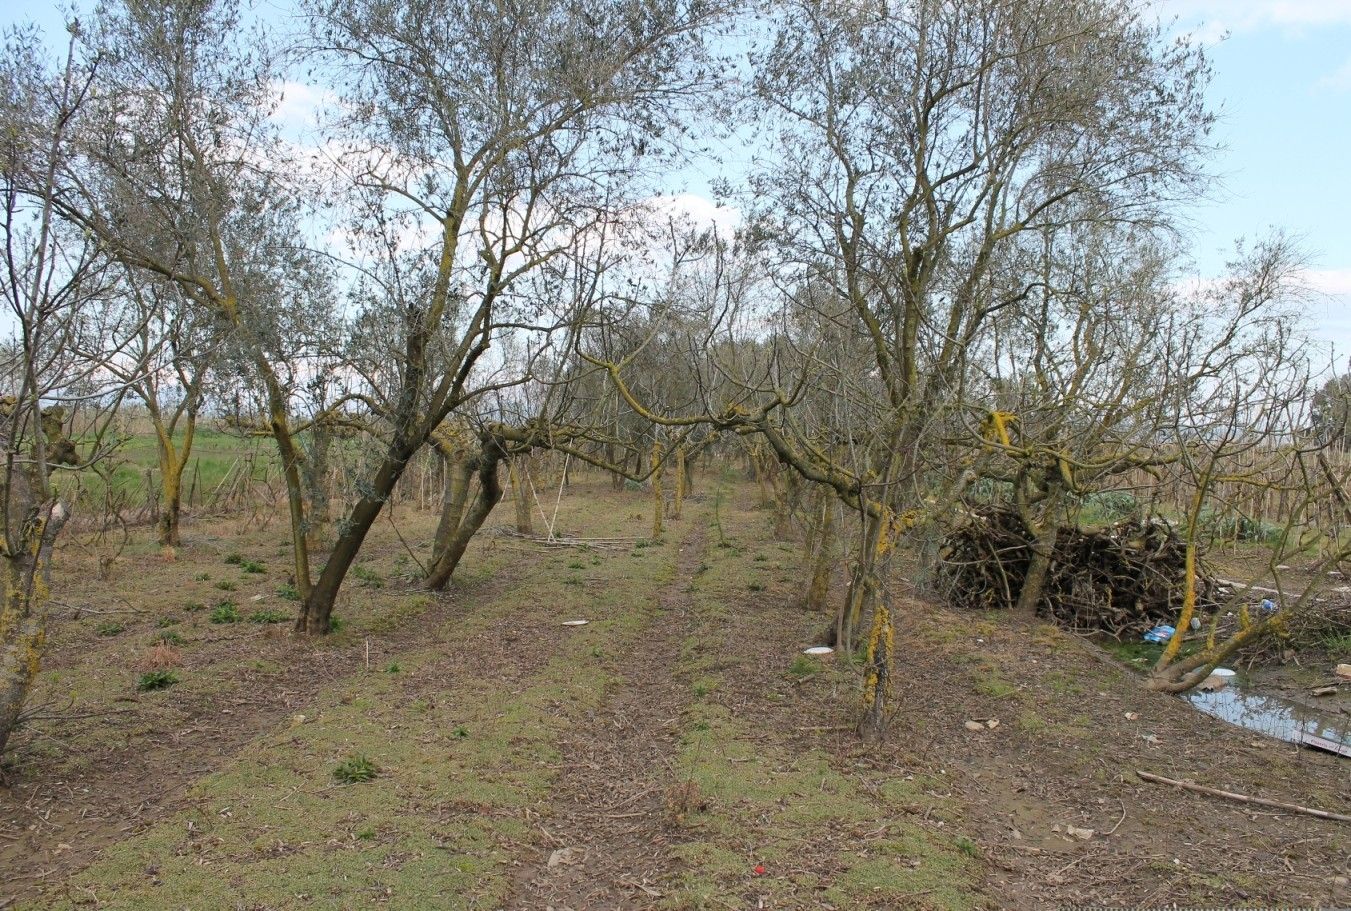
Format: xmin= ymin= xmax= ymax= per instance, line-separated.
xmin=1106 ymin=798 xmax=1127 ymax=835
xmin=384 ymin=506 xmax=427 ymax=576
xmin=1136 ymin=770 xmax=1351 ymax=823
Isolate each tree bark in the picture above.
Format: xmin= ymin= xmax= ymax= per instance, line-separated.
xmin=806 ymin=496 xmax=834 ymax=613
xmin=1014 ymin=524 xmax=1060 ymax=617
xmin=510 ymin=456 xmax=533 ymax=535
xmin=0 ymin=500 xmax=69 ymax=755
xmin=432 ymin=453 xmax=473 ymax=564
xmin=425 ymin=449 xmax=504 ymax=590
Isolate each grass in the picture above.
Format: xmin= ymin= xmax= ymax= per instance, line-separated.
xmin=332 ymin=754 xmax=379 ymax=783
xmin=247 ymin=609 xmax=290 ymax=624
xmin=210 ymin=601 xmax=240 ymax=624
xmin=973 ymin=674 xmax=1020 ymax=699
xmin=136 ymin=670 xmax=179 ymax=692
xmin=69 ymin=428 xmax=270 ymax=511
xmin=33 ymin=479 xmax=683 ymax=910
xmin=18 ymin=475 xmax=1347 ymax=910
xmin=352 ymin=565 xmax=384 ymax=588
xmin=659 ymin=499 xmax=985 ymax=910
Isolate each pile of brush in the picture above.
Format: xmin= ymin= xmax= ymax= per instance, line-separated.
xmin=937 ymin=507 xmax=1220 ymax=636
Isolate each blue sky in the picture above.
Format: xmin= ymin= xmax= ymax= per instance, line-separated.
xmin=1161 ymin=0 xmax=1351 ymax=364
xmin=5 ymin=0 xmax=1350 ymax=358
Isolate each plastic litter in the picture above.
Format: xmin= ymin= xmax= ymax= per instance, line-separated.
xmin=1142 ymin=625 xmax=1175 ymax=644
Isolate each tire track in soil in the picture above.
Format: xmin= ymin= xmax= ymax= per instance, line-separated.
xmin=508 ymin=522 xmax=707 ymax=911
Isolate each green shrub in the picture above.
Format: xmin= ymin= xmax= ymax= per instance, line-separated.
xmin=240 ymin=560 xmax=266 ymax=574
xmin=215 ymin=579 xmax=237 ymax=592
xmin=95 ymin=621 xmax=125 ymax=637
xmin=276 ymin=584 xmax=300 ymax=601
xmin=223 ymin=553 xmax=244 ymax=565
xmin=248 ymin=609 xmax=290 ymax=624
xmin=210 ymin=602 xmax=240 ymax=624
xmin=333 ymin=755 xmax=378 ymax=783
xmin=155 ymin=616 xmax=179 ymax=628
xmin=154 ymin=631 xmax=185 ymax=646
xmin=137 ymin=670 xmax=179 ymax=692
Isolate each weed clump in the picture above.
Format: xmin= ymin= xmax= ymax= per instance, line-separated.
xmin=210 ymin=601 xmax=240 ymax=624
xmin=137 ymin=670 xmax=179 ymax=692
xmin=333 ymin=755 xmax=379 ymax=783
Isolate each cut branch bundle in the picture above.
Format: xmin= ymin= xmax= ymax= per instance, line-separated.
xmin=937 ymin=508 xmax=1220 ymax=635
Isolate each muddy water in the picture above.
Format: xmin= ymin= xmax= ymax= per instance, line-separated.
xmin=1186 ymin=685 xmax=1350 ymax=753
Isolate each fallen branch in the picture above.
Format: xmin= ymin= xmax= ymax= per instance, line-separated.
xmin=1136 ymin=770 xmax=1351 ymax=823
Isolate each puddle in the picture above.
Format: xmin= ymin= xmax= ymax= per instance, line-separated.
xmin=1186 ymin=686 xmax=1350 ymax=755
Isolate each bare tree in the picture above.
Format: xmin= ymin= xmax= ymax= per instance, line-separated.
xmin=0 ymin=23 xmax=129 ymax=754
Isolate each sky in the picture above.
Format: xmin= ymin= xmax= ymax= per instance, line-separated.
xmin=4 ymin=0 xmax=1350 ymax=361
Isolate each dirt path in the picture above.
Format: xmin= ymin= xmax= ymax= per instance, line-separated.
xmin=508 ymin=524 xmax=706 ymax=910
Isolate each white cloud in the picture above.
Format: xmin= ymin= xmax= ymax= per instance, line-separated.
xmin=641 ymin=193 xmax=743 ymax=239
xmin=1154 ymin=0 xmax=1351 ymax=40
xmin=270 ymin=81 xmax=337 ymax=134
xmin=1316 ymin=57 xmax=1351 ymax=92
xmin=1303 ymin=268 xmax=1351 ymax=297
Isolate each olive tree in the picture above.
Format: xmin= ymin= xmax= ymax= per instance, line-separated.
xmin=284 ymin=0 xmax=725 ymax=630
xmin=0 ymin=23 xmax=131 ymax=754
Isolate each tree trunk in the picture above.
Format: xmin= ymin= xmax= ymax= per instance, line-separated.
xmin=651 ymin=441 xmax=663 ymax=540
xmin=1014 ymin=524 xmax=1060 ymax=617
xmin=302 ymin=422 xmax=333 ymax=552
xmin=432 ymin=453 xmax=473 ymax=564
xmin=152 ymin=411 xmax=196 ymax=549
xmin=858 ymin=579 xmax=892 ymax=743
xmin=156 ymin=460 xmax=183 ymax=548
xmin=806 ymin=496 xmax=834 ymax=613
xmin=836 ymin=512 xmax=883 ymax=650
xmin=425 ymin=450 xmax=504 ymax=590
xmin=0 ymin=501 xmax=69 ymax=755
xmin=295 ymin=442 xmax=413 ymax=634
xmin=672 ymin=446 xmax=686 ymax=519
xmin=510 ymin=456 xmax=533 ymax=535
